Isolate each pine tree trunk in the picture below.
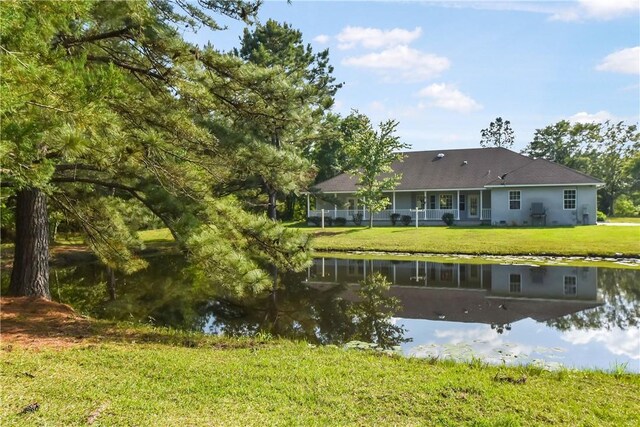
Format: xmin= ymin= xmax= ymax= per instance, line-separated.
xmin=9 ymin=188 xmax=51 ymax=299
xmin=267 ymin=190 xmax=277 ymax=221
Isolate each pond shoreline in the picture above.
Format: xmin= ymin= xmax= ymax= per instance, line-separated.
xmin=315 ymin=249 xmax=640 ymax=268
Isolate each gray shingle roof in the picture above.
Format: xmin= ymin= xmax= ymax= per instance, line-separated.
xmin=312 ymin=147 xmax=602 ymax=192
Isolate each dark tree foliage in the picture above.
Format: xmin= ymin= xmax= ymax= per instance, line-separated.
xmin=480 ymin=117 xmax=515 ymax=148
xmin=1 ymin=0 xmax=314 ymax=298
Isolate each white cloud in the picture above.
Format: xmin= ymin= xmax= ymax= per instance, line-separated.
xmin=561 ymin=328 xmax=640 ymax=361
xmin=568 ymin=111 xmax=615 ymax=124
xmin=596 ymin=46 xmax=640 ymax=75
xmin=336 ymin=26 xmax=422 ymax=50
xmin=313 ymin=34 xmax=330 ymax=44
xmin=343 ymin=45 xmax=450 ymax=82
xmin=417 ymin=83 xmax=482 ymax=113
xmin=551 ymin=0 xmax=640 ymax=21
xmin=578 ymin=0 xmax=639 ymax=20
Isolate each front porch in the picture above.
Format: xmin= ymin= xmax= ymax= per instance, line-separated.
xmin=306 ymin=190 xmax=492 ymax=226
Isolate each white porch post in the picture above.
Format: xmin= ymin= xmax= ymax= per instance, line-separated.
xmin=334 ymin=193 xmax=337 ymax=217
xmin=480 ymin=190 xmax=483 ymax=220
xmin=321 ymin=209 xmax=325 ymax=228
xmin=362 ymin=197 xmax=366 ymax=220
xmin=392 ymin=191 xmax=396 ymax=212
xmin=456 ymin=190 xmax=460 ymax=220
xmin=334 ymin=260 xmax=338 ymax=280
xmin=321 ymin=257 xmax=325 ymax=277
xmin=424 ymin=191 xmax=427 ymax=219
xmin=306 ymin=194 xmax=310 ymax=217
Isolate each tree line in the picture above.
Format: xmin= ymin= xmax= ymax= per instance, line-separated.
xmin=481 ymin=117 xmax=639 ymax=216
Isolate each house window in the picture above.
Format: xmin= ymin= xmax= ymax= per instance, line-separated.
xmin=509 ymin=191 xmax=521 ymax=210
xmin=440 ymin=194 xmax=453 ymax=210
xmin=509 ymin=274 xmax=521 ymax=293
xmin=564 ymin=276 xmax=577 ymax=296
xmin=564 ymin=189 xmax=576 ymax=210
xmin=429 ymin=195 xmax=437 ymax=209
xmin=459 ymin=195 xmax=466 ymax=211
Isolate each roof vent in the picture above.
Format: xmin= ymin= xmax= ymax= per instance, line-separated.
xmin=437 ymin=153 xmax=445 ymax=158
xmin=463 ymin=160 xmax=468 ymax=165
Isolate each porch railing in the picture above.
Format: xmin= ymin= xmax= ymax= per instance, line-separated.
xmin=481 ymin=208 xmax=492 ymax=220
xmin=309 ymin=209 xmax=469 ymax=221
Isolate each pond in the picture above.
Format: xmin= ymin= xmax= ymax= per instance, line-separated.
xmin=33 ymin=255 xmax=640 ymax=372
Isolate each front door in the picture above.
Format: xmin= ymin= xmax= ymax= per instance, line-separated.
xmin=468 ymin=194 xmax=479 ymax=218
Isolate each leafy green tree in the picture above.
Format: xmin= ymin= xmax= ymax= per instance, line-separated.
xmin=523 ymin=120 xmax=599 ymax=171
xmin=1 ymin=1 xmax=312 ymax=299
xmin=344 ymin=112 xmax=408 ymax=228
xmin=523 ymin=120 xmax=639 ymax=215
xmin=480 ymin=117 xmax=515 ymax=148
xmin=590 ymin=121 xmax=640 ymax=216
xmin=308 ymin=112 xmax=364 ymax=184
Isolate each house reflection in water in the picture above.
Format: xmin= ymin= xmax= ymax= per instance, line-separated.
xmin=305 ymin=258 xmax=602 ymax=333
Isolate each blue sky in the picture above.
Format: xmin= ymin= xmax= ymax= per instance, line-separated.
xmin=192 ymin=1 xmax=640 ymax=152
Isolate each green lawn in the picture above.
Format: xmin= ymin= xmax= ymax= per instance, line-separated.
xmin=137 ymin=225 xmax=640 ymax=258
xmin=607 ymin=217 xmax=640 ymax=223
xmin=2 ymin=327 xmax=638 ymax=426
xmin=307 ymin=225 xmax=640 ymax=257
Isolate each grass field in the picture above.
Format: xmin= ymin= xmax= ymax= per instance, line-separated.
xmin=306 ymin=225 xmax=640 ymax=257
xmin=607 ymin=217 xmax=640 ymax=223
xmin=2 ymin=324 xmax=639 ymax=426
xmin=137 ymin=225 xmax=640 ymax=258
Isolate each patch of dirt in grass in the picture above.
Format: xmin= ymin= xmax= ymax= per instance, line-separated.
xmin=1 ymin=297 xmax=93 ymax=349
xmin=0 ymin=297 xmax=266 ymax=351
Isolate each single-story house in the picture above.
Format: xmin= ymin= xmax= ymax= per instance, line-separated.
xmin=305 ymin=147 xmax=603 ymax=226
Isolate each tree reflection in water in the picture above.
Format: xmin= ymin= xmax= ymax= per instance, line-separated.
xmin=12 ymin=254 xmax=638 ymax=349
xmin=546 ymin=268 xmax=640 ymax=331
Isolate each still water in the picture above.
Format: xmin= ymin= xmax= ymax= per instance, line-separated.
xmin=45 ymin=255 xmax=639 ymax=372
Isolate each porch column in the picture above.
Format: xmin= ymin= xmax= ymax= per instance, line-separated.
xmin=480 ymin=190 xmax=483 ymax=220
xmin=362 ymin=197 xmax=366 ymax=220
xmin=424 ymin=191 xmax=427 ymax=219
xmin=334 ymin=193 xmax=337 ymax=217
xmin=306 ymin=194 xmax=310 ymax=217
xmin=392 ymin=191 xmax=396 ymax=213
xmin=456 ymin=190 xmax=460 ymax=220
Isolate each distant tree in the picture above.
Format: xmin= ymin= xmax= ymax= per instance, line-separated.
xmin=233 ymin=19 xmax=341 ymax=221
xmin=344 ymin=112 xmax=408 ymax=228
xmin=480 ymin=117 xmax=515 ymax=148
xmin=308 ymin=112 xmax=367 ymax=184
xmin=523 ymin=120 xmax=599 ymax=171
xmin=523 ymin=120 xmax=639 ymax=216
xmin=591 ymin=121 xmax=640 ymax=216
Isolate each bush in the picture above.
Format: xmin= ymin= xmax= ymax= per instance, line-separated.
xmin=307 ymin=216 xmax=321 ymax=226
xmin=596 ymin=211 xmax=607 ymax=222
xmin=613 ymin=196 xmax=639 ymax=217
xmin=307 ymin=216 xmax=332 ymax=226
xmin=334 ymin=217 xmax=347 ymax=226
xmin=442 ymin=212 xmax=454 ymax=226
xmin=401 ymin=215 xmax=412 ymax=226
xmin=390 ymin=213 xmax=401 ymax=226
xmin=352 ymin=212 xmax=363 ymax=226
